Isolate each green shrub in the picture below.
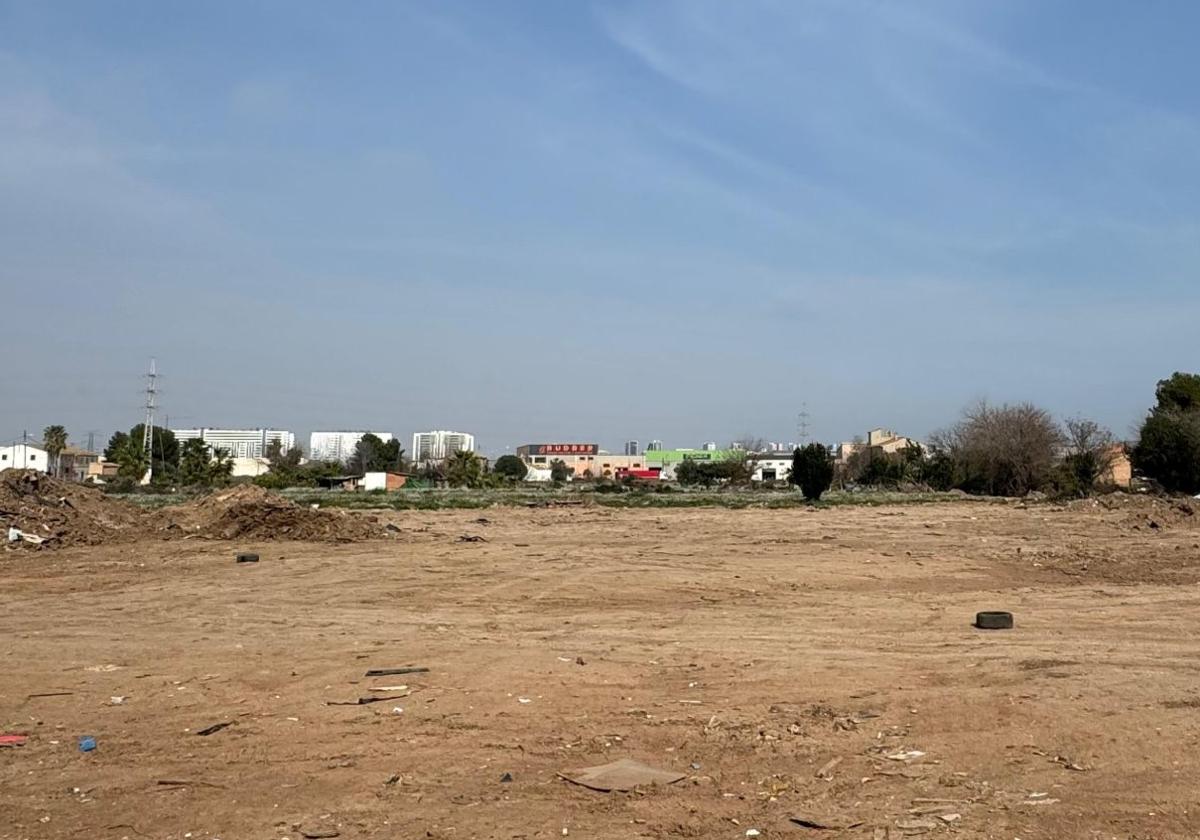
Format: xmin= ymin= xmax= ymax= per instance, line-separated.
xmin=791 ymin=444 xmax=834 ymax=501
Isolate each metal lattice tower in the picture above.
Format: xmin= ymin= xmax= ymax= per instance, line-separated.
xmin=797 ymin=404 xmax=811 ymax=444
xmin=142 ymin=358 xmax=158 ymax=455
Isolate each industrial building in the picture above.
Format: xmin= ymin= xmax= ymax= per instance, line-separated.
xmin=643 ymin=448 xmax=741 ymax=480
xmin=171 ymin=428 xmax=296 ymax=459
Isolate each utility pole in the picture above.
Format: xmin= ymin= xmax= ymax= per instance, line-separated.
xmin=142 ymin=359 xmax=158 ymax=454
xmin=142 ymin=359 xmax=158 ymax=482
xmin=797 ymin=403 xmax=811 ymax=445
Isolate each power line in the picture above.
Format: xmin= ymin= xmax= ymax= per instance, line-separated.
xmin=142 ymin=358 xmax=158 ymax=456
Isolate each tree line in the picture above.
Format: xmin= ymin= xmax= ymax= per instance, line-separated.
xmin=26 ymin=371 xmax=1200 ymax=499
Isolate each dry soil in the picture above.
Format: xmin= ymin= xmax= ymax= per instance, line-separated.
xmin=3 ymin=500 xmax=1200 ymax=840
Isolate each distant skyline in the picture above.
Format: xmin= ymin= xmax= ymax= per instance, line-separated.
xmin=2 ymin=1 xmax=1196 ymax=453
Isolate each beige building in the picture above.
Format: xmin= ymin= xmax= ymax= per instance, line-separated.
xmin=1099 ymin=445 xmax=1133 ymax=488
xmin=516 ymin=444 xmax=646 ymax=478
xmin=838 ymin=428 xmax=919 ymax=462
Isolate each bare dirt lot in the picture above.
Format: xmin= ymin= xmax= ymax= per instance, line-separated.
xmin=3 ymin=499 xmax=1200 ymax=840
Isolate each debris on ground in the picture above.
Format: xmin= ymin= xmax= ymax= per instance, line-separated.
xmin=789 ymin=815 xmax=864 ymax=830
xmin=975 ymin=610 xmax=1014 ymax=629
xmin=0 ymin=734 xmax=28 ymax=747
xmin=300 ymin=830 xmax=339 ymax=840
xmin=325 ymin=695 xmax=406 ymax=706
xmin=559 ymin=758 xmax=686 ymax=792
xmin=235 ymin=552 xmax=259 ymax=563
xmin=364 ymin=667 xmax=429 ymax=677
xmin=194 ymin=721 xmax=233 ymax=736
xmin=7 ymin=527 xmax=46 ymax=544
xmin=815 ymin=757 xmax=842 ymax=779
xmin=458 ymin=534 xmax=487 ymax=542
xmin=78 ymin=736 xmax=96 ymax=752
xmin=0 ymin=469 xmax=143 ymax=548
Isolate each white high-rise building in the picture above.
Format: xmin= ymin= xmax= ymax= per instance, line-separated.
xmin=411 ymin=430 xmax=475 ymax=464
xmin=172 ymin=428 xmax=295 ymax=459
xmin=309 ymin=431 xmax=393 ymax=463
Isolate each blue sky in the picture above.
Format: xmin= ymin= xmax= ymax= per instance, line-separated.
xmin=1 ymin=1 xmax=1196 ymax=454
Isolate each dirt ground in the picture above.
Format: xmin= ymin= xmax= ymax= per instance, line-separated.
xmin=3 ymin=500 xmax=1200 ymax=840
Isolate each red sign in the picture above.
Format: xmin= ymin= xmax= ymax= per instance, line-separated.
xmin=525 ymin=443 xmax=598 ymax=456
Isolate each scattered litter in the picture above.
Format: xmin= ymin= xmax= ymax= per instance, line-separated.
xmin=391 ymin=706 xmax=404 ymax=714
xmin=518 ymin=697 xmax=532 ymax=704
xmin=364 ymin=667 xmax=429 ymax=677
xmin=7 ymin=527 xmax=46 ymax=544
xmin=895 ymin=817 xmax=939 ymax=831
xmin=559 ymin=758 xmax=686 ymax=792
xmin=746 ymin=830 xmax=761 ymax=837
xmin=789 ymin=816 xmax=863 ymax=830
xmin=1052 ymin=754 xmax=1088 ymax=771
xmin=0 ymin=734 xmax=28 ymax=747
xmin=368 ymin=685 xmax=408 ymax=692
xmin=1022 ymin=797 xmax=1060 ymax=806
xmin=500 ymin=772 xmax=513 ymax=783
xmin=384 ymin=773 xmax=401 ymax=786
xmin=109 ymin=696 xmax=126 ymax=705
xmin=326 ymin=695 xmax=406 ymax=706
xmin=938 ymin=814 xmax=961 ymax=823
xmin=156 ymin=779 xmax=224 ymax=789
xmin=690 ymin=762 xmax=701 ymax=770
xmin=458 ymin=534 xmax=487 ymax=542
xmin=300 ymin=829 xmax=340 ymax=839
xmin=885 ymin=750 xmax=926 ymax=761
xmin=815 ymin=757 xmax=842 ymax=780
xmin=78 ymin=736 xmax=97 ymax=752
xmin=194 ymin=721 xmax=233 ymax=736
xmin=236 ymin=552 xmax=259 ymax=563
xmin=576 ymin=656 xmax=586 ymax=665
xmin=27 ymin=691 xmax=74 ymax=699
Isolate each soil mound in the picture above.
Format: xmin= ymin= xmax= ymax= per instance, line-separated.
xmin=1068 ymin=492 xmax=1197 ymax=531
xmin=0 ymin=469 xmax=144 ymax=548
xmin=156 ymin=484 xmax=382 ymax=542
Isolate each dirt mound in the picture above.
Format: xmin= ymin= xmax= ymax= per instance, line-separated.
xmin=0 ymin=469 xmax=145 ymax=548
xmin=1068 ymin=492 xmax=1198 ymax=531
xmin=156 ymin=484 xmax=383 ymax=542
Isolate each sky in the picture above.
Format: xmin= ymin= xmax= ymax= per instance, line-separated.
xmin=1 ymin=0 xmax=1197 ymax=455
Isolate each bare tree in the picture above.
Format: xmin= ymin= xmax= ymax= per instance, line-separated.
xmin=934 ymin=400 xmax=1063 ymax=496
xmin=1062 ymin=417 xmax=1118 ymax=495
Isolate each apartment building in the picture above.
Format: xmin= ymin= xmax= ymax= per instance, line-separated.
xmin=412 ymin=430 xmax=475 ymax=464
xmin=172 ymin=428 xmax=296 ymax=459
xmin=310 ymin=431 xmax=393 ymax=462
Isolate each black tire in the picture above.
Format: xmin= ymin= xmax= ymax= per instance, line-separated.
xmin=975 ymin=610 xmax=1013 ymax=630
xmin=236 ymin=553 xmax=259 ymax=563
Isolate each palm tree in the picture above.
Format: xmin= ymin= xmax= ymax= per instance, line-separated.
xmin=445 ymin=449 xmax=485 ymax=488
xmin=42 ymin=425 xmax=68 ymax=477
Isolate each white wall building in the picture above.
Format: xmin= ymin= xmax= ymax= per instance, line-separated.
xmin=751 ymin=456 xmax=793 ymax=483
xmin=0 ymin=443 xmax=49 ymax=473
xmin=172 ymin=428 xmax=295 ymax=459
xmin=411 ymin=430 xmax=475 ymax=463
xmin=309 ymin=431 xmax=393 ymax=463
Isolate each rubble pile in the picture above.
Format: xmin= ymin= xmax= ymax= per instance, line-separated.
xmin=0 ymin=469 xmax=144 ymax=548
xmin=156 ymin=483 xmax=382 ymax=542
xmin=1069 ymin=492 xmax=1197 ymax=531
